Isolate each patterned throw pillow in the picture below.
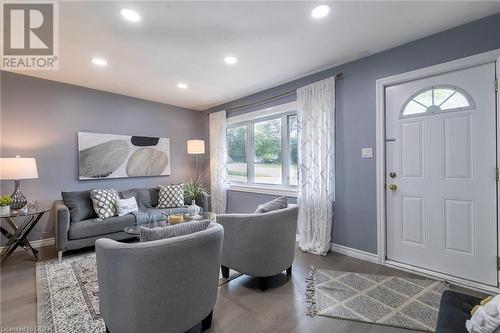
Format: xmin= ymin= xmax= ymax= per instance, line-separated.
xmin=140 ymin=220 xmax=211 ymax=242
xmin=157 ymin=184 xmax=184 ymax=208
xmin=90 ymin=189 xmax=119 ymax=219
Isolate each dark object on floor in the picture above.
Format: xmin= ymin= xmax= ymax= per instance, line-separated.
xmin=435 ymin=290 xmax=500 ymax=333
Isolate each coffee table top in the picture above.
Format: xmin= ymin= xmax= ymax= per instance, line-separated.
xmin=124 ymin=212 xmax=216 ymax=236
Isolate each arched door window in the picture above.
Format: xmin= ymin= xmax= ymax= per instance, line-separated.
xmin=401 ymin=85 xmax=474 ymax=117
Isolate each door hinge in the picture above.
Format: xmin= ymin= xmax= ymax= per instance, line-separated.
xmin=497 ymin=257 xmax=500 ymax=270
xmin=496 ymin=167 xmax=499 ymax=182
xmin=496 ymin=79 xmax=499 ymax=92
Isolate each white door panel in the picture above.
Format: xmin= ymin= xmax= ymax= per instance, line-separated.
xmin=386 ymin=62 xmax=497 ymax=286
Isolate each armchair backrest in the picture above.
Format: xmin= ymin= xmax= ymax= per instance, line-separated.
xmin=217 ymin=204 xmax=298 ymax=277
xmin=95 ymin=222 xmax=223 ymax=333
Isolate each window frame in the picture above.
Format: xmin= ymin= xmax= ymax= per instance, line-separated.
xmin=226 ymin=102 xmax=298 ymax=196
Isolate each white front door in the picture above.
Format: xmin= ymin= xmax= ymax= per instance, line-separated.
xmin=385 ymin=62 xmax=498 ymax=286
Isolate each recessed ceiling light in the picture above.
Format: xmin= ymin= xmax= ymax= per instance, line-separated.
xmin=311 ymin=4 xmax=330 ymax=19
xmin=224 ymin=56 xmax=238 ymax=65
xmin=121 ymin=8 xmax=141 ymax=22
xmin=177 ymin=82 xmax=188 ymax=89
xmin=91 ymin=57 xmax=107 ymax=66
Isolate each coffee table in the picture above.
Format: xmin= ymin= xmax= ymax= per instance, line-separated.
xmin=124 ymin=212 xmax=216 ymax=236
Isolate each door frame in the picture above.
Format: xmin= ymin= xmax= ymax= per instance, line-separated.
xmin=376 ymin=49 xmax=500 ymax=293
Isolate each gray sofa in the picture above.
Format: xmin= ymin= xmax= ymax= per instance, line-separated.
xmin=217 ymin=204 xmax=298 ymax=291
xmin=54 ymin=187 xmax=208 ymax=259
xmin=96 ymin=222 xmax=223 ymax=333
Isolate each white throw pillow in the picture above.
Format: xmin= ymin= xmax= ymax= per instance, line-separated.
xmin=90 ymin=189 xmax=119 ymax=219
xmin=466 ymin=295 xmax=500 ymax=333
xmin=115 ymin=197 xmax=139 ymax=216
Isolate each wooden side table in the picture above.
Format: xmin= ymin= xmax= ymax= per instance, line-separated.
xmin=0 ymin=207 xmax=50 ymax=263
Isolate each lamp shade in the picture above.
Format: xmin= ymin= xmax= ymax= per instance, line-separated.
xmin=187 ymin=140 xmax=205 ymax=155
xmin=0 ymin=157 xmax=39 ymax=180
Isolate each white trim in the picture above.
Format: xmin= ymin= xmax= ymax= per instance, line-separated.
xmin=330 ymin=243 xmax=379 ymax=264
xmin=376 ymin=48 xmax=500 ymax=289
xmin=385 ymin=260 xmax=500 ymax=295
xmin=227 ymin=101 xmax=297 ymax=125
xmin=228 ymin=183 xmax=297 ymax=197
xmin=0 ymin=237 xmax=54 ymax=252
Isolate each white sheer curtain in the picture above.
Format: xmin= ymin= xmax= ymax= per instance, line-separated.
xmin=297 ymin=77 xmax=336 ymax=256
xmin=209 ymin=110 xmax=228 ymax=214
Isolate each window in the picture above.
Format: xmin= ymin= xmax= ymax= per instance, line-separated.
xmin=227 ymin=126 xmax=247 ymax=182
xmin=226 ymin=103 xmax=298 ymax=188
xmin=402 ymin=85 xmax=473 ymax=117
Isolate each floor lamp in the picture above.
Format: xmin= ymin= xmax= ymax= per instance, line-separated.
xmin=187 ymin=140 xmax=205 ymax=181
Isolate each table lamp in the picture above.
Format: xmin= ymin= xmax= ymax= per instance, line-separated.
xmin=187 ymin=140 xmax=205 ymax=180
xmin=0 ymin=156 xmax=39 ymax=210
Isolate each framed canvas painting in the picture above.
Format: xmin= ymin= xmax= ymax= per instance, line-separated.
xmin=78 ymin=132 xmax=171 ymax=180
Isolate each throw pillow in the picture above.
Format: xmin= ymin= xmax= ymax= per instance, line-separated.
xmin=115 ymin=197 xmax=139 ymax=216
xmin=90 ymin=189 xmax=119 ymax=219
xmin=255 ymin=196 xmax=288 ymax=213
xmin=466 ymin=295 xmax=500 ymax=333
xmin=61 ymin=190 xmax=97 ymax=222
xmin=157 ymin=184 xmax=184 ymax=208
xmin=140 ymin=220 xmax=211 ymax=242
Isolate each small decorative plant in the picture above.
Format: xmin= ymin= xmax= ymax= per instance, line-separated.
xmin=184 ymin=179 xmax=210 ymax=202
xmin=0 ymin=196 xmax=12 ymax=207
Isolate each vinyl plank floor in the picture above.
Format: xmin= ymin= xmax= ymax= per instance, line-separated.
xmin=0 ymin=244 xmax=482 ymax=332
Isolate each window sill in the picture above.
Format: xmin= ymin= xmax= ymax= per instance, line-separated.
xmin=228 ymin=183 xmax=298 ymax=197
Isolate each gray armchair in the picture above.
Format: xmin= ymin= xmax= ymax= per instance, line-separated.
xmin=95 ymin=222 xmax=224 ymax=333
xmin=217 ymin=204 xmax=298 ymax=291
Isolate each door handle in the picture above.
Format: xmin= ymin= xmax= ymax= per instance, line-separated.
xmin=388 ymin=184 xmax=398 ymax=191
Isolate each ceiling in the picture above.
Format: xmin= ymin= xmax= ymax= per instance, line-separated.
xmin=11 ymin=1 xmax=500 ymax=110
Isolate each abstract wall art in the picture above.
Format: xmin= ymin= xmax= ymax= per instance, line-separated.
xmin=78 ymin=132 xmax=171 ymax=180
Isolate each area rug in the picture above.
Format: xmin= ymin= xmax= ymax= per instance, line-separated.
xmin=305 ymin=267 xmax=448 ymax=332
xmin=36 ymin=253 xmax=242 ymax=333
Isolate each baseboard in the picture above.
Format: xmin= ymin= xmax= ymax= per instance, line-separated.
xmin=330 ymin=243 xmax=379 ymax=264
xmin=0 ymin=237 xmax=54 ymax=252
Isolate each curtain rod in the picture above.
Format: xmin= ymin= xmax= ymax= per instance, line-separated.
xmin=226 ymin=72 xmax=343 ymax=113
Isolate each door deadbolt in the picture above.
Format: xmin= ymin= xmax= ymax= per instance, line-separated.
xmin=389 ymin=172 xmax=397 ymax=178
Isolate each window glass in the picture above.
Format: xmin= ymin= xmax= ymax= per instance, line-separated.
xmin=227 ymin=126 xmax=247 ymax=182
xmin=402 ymin=86 xmax=472 ymax=117
xmin=288 ymin=115 xmax=298 ymax=186
xmin=254 ymin=118 xmax=282 ymax=184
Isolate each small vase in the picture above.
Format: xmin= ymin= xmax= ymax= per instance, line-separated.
xmin=0 ymin=205 xmax=10 ymax=215
xmin=187 ymin=200 xmax=201 ymax=217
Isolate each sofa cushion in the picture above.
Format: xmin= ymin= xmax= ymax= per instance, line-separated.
xmin=255 ymin=196 xmax=288 ymax=214
xmin=436 ymin=290 xmax=481 ymax=333
xmin=140 ymin=220 xmax=211 ymax=242
xmin=61 ymin=190 xmax=97 ymax=222
xmin=120 ymin=188 xmax=159 ymax=208
xmin=69 ymin=214 xmax=136 ymax=240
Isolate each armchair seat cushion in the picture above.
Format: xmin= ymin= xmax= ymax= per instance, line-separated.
xmin=69 ymin=214 xmax=136 ymax=240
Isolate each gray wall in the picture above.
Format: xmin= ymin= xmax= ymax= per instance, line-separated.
xmin=0 ymin=72 xmax=207 ymax=242
xmin=208 ymin=14 xmax=500 ymax=254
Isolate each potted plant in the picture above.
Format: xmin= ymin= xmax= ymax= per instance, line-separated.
xmin=184 ymin=179 xmax=209 ymax=217
xmin=0 ymin=195 xmax=12 ymax=215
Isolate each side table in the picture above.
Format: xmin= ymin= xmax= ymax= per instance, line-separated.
xmin=0 ymin=207 xmax=50 ymax=263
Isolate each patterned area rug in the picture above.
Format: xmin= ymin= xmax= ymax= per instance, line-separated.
xmin=36 ymin=253 xmax=241 ymax=333
xmin=305 ymin=267 xmax=448 ymax=332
